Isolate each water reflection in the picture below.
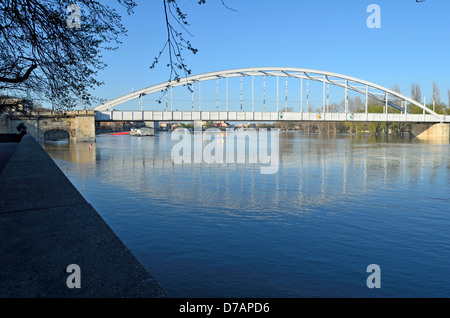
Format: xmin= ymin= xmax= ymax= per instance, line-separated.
xmin=43 ymin=132 xmax=450 ymax=220
xmin=42 ymin=131 xmax=450 ymax=297
xmin=44 ymin=141 xmax=96 ymax=164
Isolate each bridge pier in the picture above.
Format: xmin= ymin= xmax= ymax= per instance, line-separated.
xmin=411 ymin=123 xmax=450 ymax=143
xmin=193 ymin=120 xmax=203 ymax=131
xmin=0 ymin=110 xmax=96 ymax=143
xmin=144 ymin=121 xmax=159 ymax=129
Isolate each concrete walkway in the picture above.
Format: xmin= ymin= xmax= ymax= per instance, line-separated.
xmin=0 ymin=135 xmax=168 ymax=297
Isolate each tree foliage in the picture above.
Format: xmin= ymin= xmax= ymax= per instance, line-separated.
xmin=0 ymin=0 xmax=136 ymax=112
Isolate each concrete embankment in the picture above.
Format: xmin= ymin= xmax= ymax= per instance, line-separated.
xmin=0 ymin=134 xmax=168 ymax=297
xmin=412 ymin=123 xmax=450 ymax=142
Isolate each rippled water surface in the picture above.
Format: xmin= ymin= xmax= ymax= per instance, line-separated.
xmin=43 ymin=132 xmax=450 ymax=297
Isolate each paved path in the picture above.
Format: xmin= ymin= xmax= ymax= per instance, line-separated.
xmin=0 ymin=135 xmax=168 ymax=297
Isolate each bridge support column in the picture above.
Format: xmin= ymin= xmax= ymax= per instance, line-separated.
xmin=193 ymin=120 xmax=203 ymax=131
xmin=411 ymin=123 xmax=450 ymax=143
xmin=144 ymin=121 xmax=159 ymax=129
xmin=75 ymin=111 xmax=96 ymax=143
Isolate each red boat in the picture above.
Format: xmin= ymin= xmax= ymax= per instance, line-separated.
xmin=111 ymin=132 xmax=129 ymax=135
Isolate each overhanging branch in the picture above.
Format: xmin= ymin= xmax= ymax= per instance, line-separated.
xmin=0 ymin=62 xmax=37 ymax=84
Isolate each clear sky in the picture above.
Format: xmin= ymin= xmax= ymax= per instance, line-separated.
xmin=88 ymin=0 xmax=450 ymax=111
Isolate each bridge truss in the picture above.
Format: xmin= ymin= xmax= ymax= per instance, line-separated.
xmin=94 ymin=67 xmax=449 ymax=123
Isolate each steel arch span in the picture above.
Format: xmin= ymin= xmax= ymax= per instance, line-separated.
xmin=93 ymin=67 xmax=444 ymax=121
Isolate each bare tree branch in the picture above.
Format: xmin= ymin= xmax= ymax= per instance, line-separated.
xmin=152 ymin=0 xmax=237 ymax=106
xmin=0 ymin=0 xmax=136 ymax=112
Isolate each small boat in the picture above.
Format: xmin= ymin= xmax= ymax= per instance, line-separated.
xmin=111 ymin=132 xmax=129 ymax=135
xmin=139 ymin=127 xmax=155 ymax=136
xmin=129 ymin=127 xmax=155 ymax=137
xmin=129 ymin=128 xmax=139 ymax=136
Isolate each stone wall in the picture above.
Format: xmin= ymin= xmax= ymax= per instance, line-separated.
xmin=75 ymin=114 xmax=95 ymax=142
xmin=0 ymin=110 xmax=96 ymax=143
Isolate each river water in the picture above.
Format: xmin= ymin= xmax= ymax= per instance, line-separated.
xmin=43 ymin=132 xmax=450 ymax=297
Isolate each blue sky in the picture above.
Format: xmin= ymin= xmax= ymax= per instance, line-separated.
xmin=89 ymin=0 xmax=450 ymax=111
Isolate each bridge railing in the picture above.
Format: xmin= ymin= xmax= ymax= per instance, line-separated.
xmin=95 ymin=110 xmax=449 ymax=123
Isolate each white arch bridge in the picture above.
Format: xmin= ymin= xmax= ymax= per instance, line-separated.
xmin=93 ymin=67 xmax=450 ymax=124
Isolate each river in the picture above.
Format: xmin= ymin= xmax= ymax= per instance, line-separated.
xmin=43 ymin=131 xmax=450 ymax=297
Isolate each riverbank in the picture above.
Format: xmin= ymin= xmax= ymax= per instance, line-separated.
xmin=0 ymin=134 xmax=168 ymax=297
